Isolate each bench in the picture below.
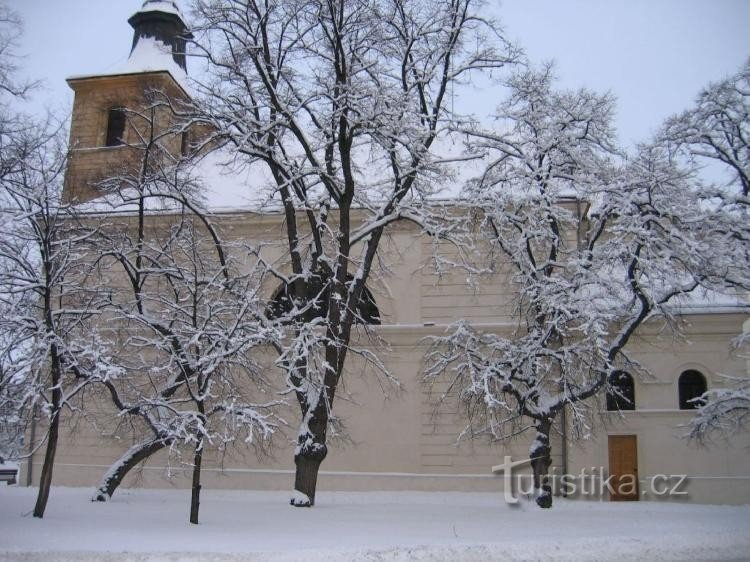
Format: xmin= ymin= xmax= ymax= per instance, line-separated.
xmin=0 ymin=468 xmax=18 ymax=485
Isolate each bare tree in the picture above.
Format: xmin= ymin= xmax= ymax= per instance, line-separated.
xmin=661 ymin=59 xmax=750 ymax=441
xmin=0 ymin=2 xmax=37 ymax=102
xmin=0 ymin=122 xmax=119 ymax=518
xmin=188 ymin=0 xmax=520 ymax=506
xmin=425 ymin=65 xmax=750 ymax=508
xmin=0 ymin=4 xmax=117 ymax=518
xmin=662 ymin=58 xmax=749 ymax=197
xmin=82 ymin=102 xmax=282 ymax=524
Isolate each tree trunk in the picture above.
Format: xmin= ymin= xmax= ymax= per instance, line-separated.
xmin=291 ymin=405 xmax=329 ymax=507
xmin=189 ymin=438 xmax=203 ymax=525
xmin=530 ymin=418 xmax=553 ymax=509
xmin=93 ymin=437 xmax=169 ymax=501
xmin=292 ymin=448 xmax=327 ymax=507
xmin=33 ymin=393 xmax=61 ymax=518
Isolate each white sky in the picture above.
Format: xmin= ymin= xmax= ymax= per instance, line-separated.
xmin=13 ymin=0 xmax=750 ymax=147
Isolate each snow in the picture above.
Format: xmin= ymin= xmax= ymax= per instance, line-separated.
xmin=117 ymin=36 xmax=189 ymax=93
xmin=120 ymin=36 xmax=184 ymax=78
xmin=1 ymin=487 xmax=749 ymax=561
xmin=665 ymin=288 xmax=749 ymax=315
xmin=290 ymin=489 xmax=312 ymax=507
xmin=73 ymin=187 xmax=185 ymax=214
xmin=67 ymin=36 xmax=190 ymax=95
xmin=134 ymin=1 xmax=183 ymax=18
xmin=191 ymin=148 xmax=273 ymax=211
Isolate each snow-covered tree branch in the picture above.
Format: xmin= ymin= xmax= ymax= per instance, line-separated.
xmin=425 ymin=64 xmax=750 ymax=508
xmin=188 ymin=0 xmax=520 ymax=506
xmin=661 ymin=58 xmax=749 ymax=198
xmin=0 ymin=122 xmax=120 ymax=518
xmin=78 ymin=101 xmax=284 ymax=524
xmin=659 ymin=59 xmax=750 ymax=441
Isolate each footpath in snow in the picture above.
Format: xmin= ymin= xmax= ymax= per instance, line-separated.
xmin=1 ymin=487 xmax=749 ymax=561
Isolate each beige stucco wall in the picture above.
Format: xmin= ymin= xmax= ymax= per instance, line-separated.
xmin=568 ymin=313 xmax=750 ymax=505
xmin=21 ymin=208 xmax=748 ymax=504
xmin=20 ymin=326 xmax=536 ymax=495
xmin=20 ymin=217 xmax=547 ymax=497
xmin=23 ymin=315 xmax=748 ymax=504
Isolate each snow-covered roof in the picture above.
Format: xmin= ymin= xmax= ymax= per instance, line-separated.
xmin=67 ymin=36 xmax=191 ymax=96
xmin=73 ymin=147 xmax=274 ymax=216
xmin=119 ymin=36 xmax=189 ymax=92
xmin=191 ymin=148 xmax=274 ymax=212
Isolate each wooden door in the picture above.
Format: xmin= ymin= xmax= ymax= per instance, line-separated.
xmin=608 ymin=435 xmax=639 ymax=501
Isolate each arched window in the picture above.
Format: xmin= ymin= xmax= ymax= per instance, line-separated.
xmin=267 ymin=274 xmax=380 ymax=325
xmin=606 ymin=371 xmax=635 ymax=411
xmin=105 ymin=108 xmax=126 ymax=147
xmin=678 ymin=370 xmax=707 ymax=410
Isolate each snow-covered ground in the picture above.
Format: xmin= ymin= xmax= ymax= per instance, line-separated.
xmin=1 ymin=487 xmax=749 ymax=561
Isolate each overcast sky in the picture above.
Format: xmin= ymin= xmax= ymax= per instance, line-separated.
xmin=13 ymin=0 xmax=750 ymax=147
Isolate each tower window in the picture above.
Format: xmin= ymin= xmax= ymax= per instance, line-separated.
xmin=105 ymin=108 xmax=126 ymax=147
xmin=678 ymin=370 xmax=707 ymax=410
xmin=606 ymin=371 xmax=635 ymax=411
xmin=180 ymin=130 xmax=191 ymax=157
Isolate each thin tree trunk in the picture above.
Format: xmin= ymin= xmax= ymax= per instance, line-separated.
xmin=190 ymin=406 xmax=206 ymax=523
xmin=93 ymin=437 xmax=169 ymax=502
xmin=190 ymin=438 xmax=203 ymax=525
xmin=530 ymin=418 xmax=553 ymax=509
xmin=33 ymin=375 xmax=62 ymax=518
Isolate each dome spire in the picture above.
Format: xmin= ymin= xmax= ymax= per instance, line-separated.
xmin=128 ymin=1 xmax=193 ymax=73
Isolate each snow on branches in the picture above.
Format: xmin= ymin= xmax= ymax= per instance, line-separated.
xmin=661 ymin=58 xmax=749 ymax=198
xmin=659 ymin=59 xmax=750 ymax=442
xmin=425 ymin=64 xmax=750 ymax=508
xmin=70 ymin=103 xmax=285 ymax=524
xmin=189 ymin=0 xmax=521 ymax=506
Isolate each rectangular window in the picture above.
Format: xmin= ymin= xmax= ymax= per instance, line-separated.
xmin=105 ymin=108 xmax=126 ymax=147
xmin=180 ymin=130 xmax=191 ymax=157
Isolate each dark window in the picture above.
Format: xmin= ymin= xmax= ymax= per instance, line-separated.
xmin=267 ymin=274 xmax=380 ymax=325
xmin=105 ymin=108 xmax=126 ymax=147
xmin=180 ymin=130 xmax=191 ymax=157
xmin=678 ymin=370 xmax=707 ymax=410
xmin=606 ymin=371 xmax=635 ymax=411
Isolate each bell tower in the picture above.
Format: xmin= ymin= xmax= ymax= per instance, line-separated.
xmin=64 ymin=1 xmax=193 ymax=203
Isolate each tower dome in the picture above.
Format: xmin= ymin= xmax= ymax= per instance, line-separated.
xmin=128 ymin=1 xmax=193 ymax=73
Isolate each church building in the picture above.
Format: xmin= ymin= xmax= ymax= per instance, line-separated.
xmin=20 ymin=0 xmax=750 ymax=505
